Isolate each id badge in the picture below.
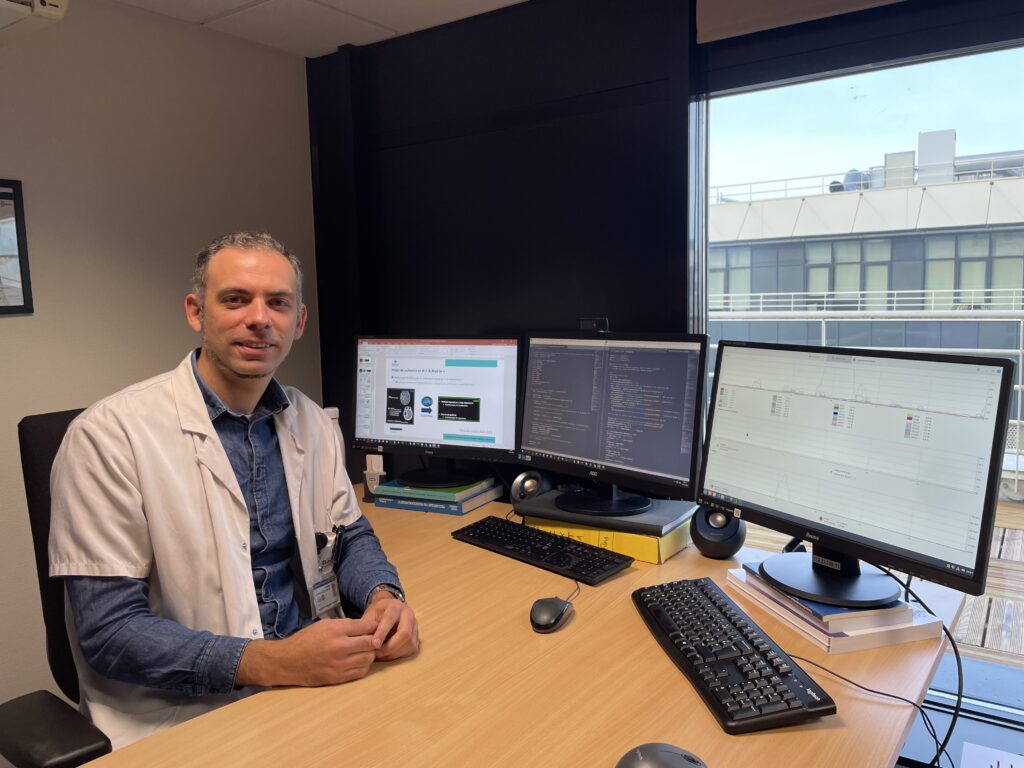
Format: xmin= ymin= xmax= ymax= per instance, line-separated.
xmin=312 ymin=575 xmax=341 ymax=617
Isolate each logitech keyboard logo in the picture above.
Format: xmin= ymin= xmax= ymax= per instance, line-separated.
xmin=805 ymin=687 xmax=820 ymax=702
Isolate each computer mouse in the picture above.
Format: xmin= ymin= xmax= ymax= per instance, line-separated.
xmin=529 ymin=596 xmax=573 ymax=633
xmin=615 ymin=743 xmax=707 ymax=768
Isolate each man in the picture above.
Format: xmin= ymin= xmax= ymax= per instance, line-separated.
xmin=48 ymin=232 xmax=419 ymax=749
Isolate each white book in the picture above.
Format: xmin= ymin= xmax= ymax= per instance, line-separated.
xmin=740 ymin=563 xmax=913 ymax=632
xmin=726 ymin=569 xmax=943 ymax=654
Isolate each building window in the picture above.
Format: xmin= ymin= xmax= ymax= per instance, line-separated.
xmin=706 ymin=43 xmax=1024 ymax=680
xmin=805 ymin=242 xmax=831 ymax=306
xmin=726 ymin=246 xmax=751 ymax=308
xmin=993 ymin=232 xmax=1024 ymax=309
xmin=924 ymin=235 xmax=955 ymax=309
xmin=863 ymin=239 xmax=890 ymax=309
xmin=709 ymin=249 xmax=726 ymax=308
xmin=958 ymin=260 xmax=988 ymax=304
xmin=959 ymin=233 xmax=989 ymax=259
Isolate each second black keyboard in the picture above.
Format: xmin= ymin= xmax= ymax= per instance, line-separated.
xmin=451 ymin=515 xmax=633 ymax=585
xmin=633 ymin=577 xmax=836 ymax=734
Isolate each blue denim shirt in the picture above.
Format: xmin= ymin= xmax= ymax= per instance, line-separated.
xmin=65 ymin=351 xmax=401 ymax=696
xmin=192 ymin=354 xmax=302 ymax=639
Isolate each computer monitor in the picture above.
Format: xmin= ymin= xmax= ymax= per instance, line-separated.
xmin=699 ymin=341 xmax=1014 ymax=606
xmin=518 ymin=333 xmax=708 ymax=516
xmin=353 ymin=337 xmax=520 ymax=487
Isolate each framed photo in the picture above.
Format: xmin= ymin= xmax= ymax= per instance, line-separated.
xmin=0 ymin=179 xmax=33 ymax=315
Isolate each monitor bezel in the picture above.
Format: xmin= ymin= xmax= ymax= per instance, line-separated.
xmin=351 ymin=335 xmax=523 ymax=465
xmin=698 ymin=340 xmax=1014 ymax=596
xmin=516 ymin=331 xmax=709 ymax=502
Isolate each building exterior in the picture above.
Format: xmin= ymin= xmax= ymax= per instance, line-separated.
xmin=708 ymin=129 xmax=1024 ymax=492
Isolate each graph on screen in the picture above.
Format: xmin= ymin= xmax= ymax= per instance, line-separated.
xmin=703 ymin=347 xmax=1005 ymax=570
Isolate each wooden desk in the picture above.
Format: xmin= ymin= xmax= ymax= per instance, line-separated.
xmin=86 ymin=499 xmax=962 ymax=768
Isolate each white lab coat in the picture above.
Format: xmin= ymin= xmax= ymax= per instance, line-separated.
xmin=48 ymin=353 xmax=362 ymax=748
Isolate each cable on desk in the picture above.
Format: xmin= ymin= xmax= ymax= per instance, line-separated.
xmin=564 ymin=580 xmax=581 ymax=604
xmin=766 ymin=543 xmax=953 ymax=761
xmin=789 ymin=653 xmax=951 ymax=767
xmin=768 ymin=564 xmax=961 ymax=767
xmin=876 ymin=566 xmax=964 ymax=768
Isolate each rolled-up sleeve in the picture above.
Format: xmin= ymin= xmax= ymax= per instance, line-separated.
xmin=325 ymin=416 xmax=402 ymax=608
xmin=335 ymin=516 xmax=402 ymax=610
xmin=66 ymin=576 xmax=249 ymax=696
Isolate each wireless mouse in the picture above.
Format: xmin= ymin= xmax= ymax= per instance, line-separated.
xmin=615 ymin=743 xmax=707 ymax=768
xmin=529 ymin=596 xmax=573 ymax=633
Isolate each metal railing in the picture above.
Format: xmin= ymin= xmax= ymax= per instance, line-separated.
xmin=709 ymin=287 xmax=1024 ymax=314
xmin=709 ymin=155 xmax=1024 ymax=204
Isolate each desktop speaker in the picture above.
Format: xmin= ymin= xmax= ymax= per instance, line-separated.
xmin=510 ymin=470 xmax=552 ymax=503
xmin=690 ymin=506 xmax=746 ymax=559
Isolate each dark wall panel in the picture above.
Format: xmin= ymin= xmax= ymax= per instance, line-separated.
xmin=367 ymin=0 xmax=671 ymax=138
xmin=310 ymin=0 xmax=690 ymax=448
xmin=375 ymin=96 xmax=681 ymax=337
xmin=307 ymin=48 xmax=365 ymax=432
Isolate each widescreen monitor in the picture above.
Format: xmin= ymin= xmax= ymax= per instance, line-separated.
xmin=699 ymin=341 xmax=1013 ymax=605
xmin=518 ymin=333 xmax=707 ymax=516
xmin=353 ymin=337 xmax=520 ymax=487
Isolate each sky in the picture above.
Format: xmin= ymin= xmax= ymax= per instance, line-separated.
xmin=708 ymin=46 xmax=1024 ymax=192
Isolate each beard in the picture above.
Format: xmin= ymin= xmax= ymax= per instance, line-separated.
xmin=201 ymin=339 xmax=270 ymax=380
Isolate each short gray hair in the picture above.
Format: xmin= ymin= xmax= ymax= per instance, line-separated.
xmin=191 ymin=232 xmax=304 ymax=306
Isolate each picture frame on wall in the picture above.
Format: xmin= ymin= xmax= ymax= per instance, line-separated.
xmin=0 ymin=179 xmax=34 ymax=315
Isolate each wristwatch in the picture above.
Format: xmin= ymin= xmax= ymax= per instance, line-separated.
xmin=367 ymin=583 xmax=405 ymax=604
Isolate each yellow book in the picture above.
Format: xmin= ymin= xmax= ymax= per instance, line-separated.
xmin=523 ymin=516 xmax=691 ymax=564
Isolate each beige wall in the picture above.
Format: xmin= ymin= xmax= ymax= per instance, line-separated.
xmin=0 ymin=0 xmax=321 ymax=731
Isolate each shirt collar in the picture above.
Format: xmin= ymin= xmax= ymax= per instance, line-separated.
xmin=190 ymin=348 xmax=289 ymax=422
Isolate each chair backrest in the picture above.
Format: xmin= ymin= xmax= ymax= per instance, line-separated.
xmin=18 ymin=408 xmax=85 ymax=703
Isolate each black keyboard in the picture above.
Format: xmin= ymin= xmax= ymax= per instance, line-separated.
xmin=633 ymin=578 xmax=836 ymax=734
xmin=451 ymin=515 xmax=633 ymax=585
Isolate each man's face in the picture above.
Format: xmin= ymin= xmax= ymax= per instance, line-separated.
xmin=185 ymin=245 xmax=307 ymax=383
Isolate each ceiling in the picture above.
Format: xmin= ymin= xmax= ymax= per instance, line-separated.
xmin=111 ymin=0 xmax=525 ymax=58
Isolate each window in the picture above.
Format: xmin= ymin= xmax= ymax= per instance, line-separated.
xmin=924 ymin=235 xmax=955 ymax=309
xmin=959 ymin=233 xmax=989 ymax=259
xmin=959 ymin=260 xmax=987 ymax=303
xmin=806 ymin=242 xmax=830 ymax=264
xmin=807 ymin=265 xmax=829 ymax=293
xmin=726 ymin=246 xmax=751 ymax=309
xmin=863 ymin=239 xmax=890 ymax=309
xmin=709 ymin=249 xmax=727 ymax=308
xmin=706 ymin=43 xmax=1024 ymax=687
xmin=993 ymin=232 xmax=1024 ymax=309
xmin=804 ymin=242 xmax=831 ymax=306
xmin=864 ymin=239 xmax=890 ymax=261
xmin=925 ymin=260 xmax=955 ymax=308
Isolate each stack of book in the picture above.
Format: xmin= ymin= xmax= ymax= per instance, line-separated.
xmin=726 ymin=561 xmax=943 ymax=653
xmin=515 ymin=491 xmax=697 ymax=564
xmin=372 ymin=476 xmax=502 ymax=515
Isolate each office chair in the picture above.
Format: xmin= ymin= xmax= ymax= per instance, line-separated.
xmin=0 ymin=409 xmax=111 ymax=768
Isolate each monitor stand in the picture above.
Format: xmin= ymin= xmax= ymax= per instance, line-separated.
xmin=554 ymin=483 xmax=652 ymax=517
xmin=398 ymin=458 xmax=480 ymax=489
xmin=758 ymin=546 xmax=901 ymax=608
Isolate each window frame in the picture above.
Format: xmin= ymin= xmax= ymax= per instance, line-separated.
xmin=691 ymin=0 xmax=1024 ymax=728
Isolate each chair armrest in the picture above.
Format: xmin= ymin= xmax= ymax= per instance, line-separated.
xmin=0 ymin=690 xmax=111 ymax=768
